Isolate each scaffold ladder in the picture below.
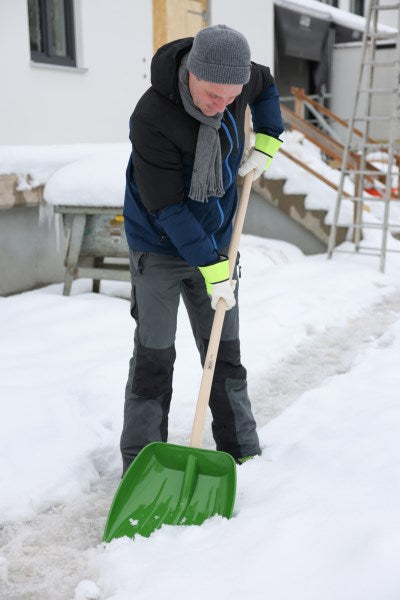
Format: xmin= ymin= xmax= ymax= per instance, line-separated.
xmin=327 ymin=0 xmax=400 ymax=272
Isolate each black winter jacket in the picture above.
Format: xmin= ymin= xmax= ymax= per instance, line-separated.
xmin=123 ymin=37 xmax=283 ymax=266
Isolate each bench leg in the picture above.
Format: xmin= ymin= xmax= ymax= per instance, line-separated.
xmin=63 ymin=214 xmax=86 ymax=296
xmin=92 ymin=257 xmax=103 ymax=293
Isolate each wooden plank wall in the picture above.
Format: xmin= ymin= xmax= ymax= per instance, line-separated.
xmin=152 ymin=0 xmax=207 ymax=52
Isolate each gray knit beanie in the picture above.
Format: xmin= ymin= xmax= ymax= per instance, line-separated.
xmin=187 ymin=24 xmax=251 ymax=85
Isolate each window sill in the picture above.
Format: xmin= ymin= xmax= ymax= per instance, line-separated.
xmin=30 ymin=61 xmax=88 ymax=74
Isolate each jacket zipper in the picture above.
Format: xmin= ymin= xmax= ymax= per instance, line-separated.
xmin=210 ymin=117 xmax=237 ymax=248
xmin=220 ymin=121 xmax=233 ymax=188
xmin=225 ymin=108 xmax=239 ymax=150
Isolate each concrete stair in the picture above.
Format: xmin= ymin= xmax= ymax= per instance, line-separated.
xmin=252 ymin=175 xmax=349 ymax=248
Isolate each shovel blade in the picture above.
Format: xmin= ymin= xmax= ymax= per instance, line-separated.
xmin=103 ymin=442 xmax=236 ymax=541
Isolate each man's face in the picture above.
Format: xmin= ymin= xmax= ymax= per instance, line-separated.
xmin=188 ymin=72 xmax=243 ymax=117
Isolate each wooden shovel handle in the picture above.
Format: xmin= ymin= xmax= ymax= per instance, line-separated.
xmin=190 ymin=171 xmax=254 ymax=448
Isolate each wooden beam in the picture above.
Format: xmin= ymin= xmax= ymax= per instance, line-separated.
xmin=290 ymin=86 xmax=400 ymax=165
xmin=152 ymin=0 xmax=206 ymax=53
xmin=290 ymin=87 xmax=369 ymax=141
xmin=280 ymin=104 xmax=349 ymax=164
xmin=280 ymin=103 xmax=385 ymax=186
xmin=152 ymin=0 xmax=167 ymax=53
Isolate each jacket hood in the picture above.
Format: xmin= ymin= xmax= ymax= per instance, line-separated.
xmin=151 ymin=37 xmax=193 ymax=101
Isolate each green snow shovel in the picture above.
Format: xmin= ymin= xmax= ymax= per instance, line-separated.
xmin=103 ymin=171 xmax=254 ymax=541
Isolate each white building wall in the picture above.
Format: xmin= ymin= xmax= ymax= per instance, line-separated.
xmin=0 ymin=0 xmax=152 ymax=144
xmin=331 ymin=42 xmax=398 ymax=141
xmin=210 ymin=0 xmax=275 ymax=71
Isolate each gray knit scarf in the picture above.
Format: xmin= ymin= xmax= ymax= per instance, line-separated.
xmin=178 ymin=54 xmax=224 ymax=202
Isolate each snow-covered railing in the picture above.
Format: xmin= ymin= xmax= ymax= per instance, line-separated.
xmin=288 ymin=87 xmax=400 ymax=200
xmin=281 ymin=92 xmax=397 ymax=200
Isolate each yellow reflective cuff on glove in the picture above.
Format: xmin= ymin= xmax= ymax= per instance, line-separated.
xmin=198 ymin=256 xmax=230 ymax=295
xmin=255 ymin=133 xmax=283 ymax=159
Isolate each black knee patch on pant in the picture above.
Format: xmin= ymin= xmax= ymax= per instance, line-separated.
xmin=202 ymin=338 xmax=246 ymax=381
xmin=132 ymin=342 xmax=176 ymax=398
xmin=202 ymin=338 xmax=258 ymax=458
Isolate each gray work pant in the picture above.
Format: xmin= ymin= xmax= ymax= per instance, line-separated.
xmin=120 ymin=250 xmax=260 ymax=473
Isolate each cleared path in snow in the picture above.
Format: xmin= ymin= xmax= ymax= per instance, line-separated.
xmin=1 ymin=289 xmax=400 ymax=600
xmin=252 ymin=289 xmax=400 ymax=426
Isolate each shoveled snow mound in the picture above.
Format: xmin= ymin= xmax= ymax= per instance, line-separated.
xmin=0 ymin=144 xmax=126 ymax=190
xmin=44 ymin=144 xmax=130 ymax=207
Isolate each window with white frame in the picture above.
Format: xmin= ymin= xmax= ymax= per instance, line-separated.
xmin=28 ymin=0 xmax=76 ymax=66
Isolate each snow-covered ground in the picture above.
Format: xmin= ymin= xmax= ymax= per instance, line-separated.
xmin=1 ymin=234 xmax=400 ymax=600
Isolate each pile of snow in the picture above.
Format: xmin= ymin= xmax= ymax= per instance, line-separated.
xmin=44 ymin=144 xmax=130 ymax=207
xmin=0 ymin=144 xmax=126 ymax=192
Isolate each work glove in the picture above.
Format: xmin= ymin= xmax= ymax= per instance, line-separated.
xmin=238 ymin=133 xmax=283 ymax=181
xmin=198 ymin=255 xmax=236 ymax=310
